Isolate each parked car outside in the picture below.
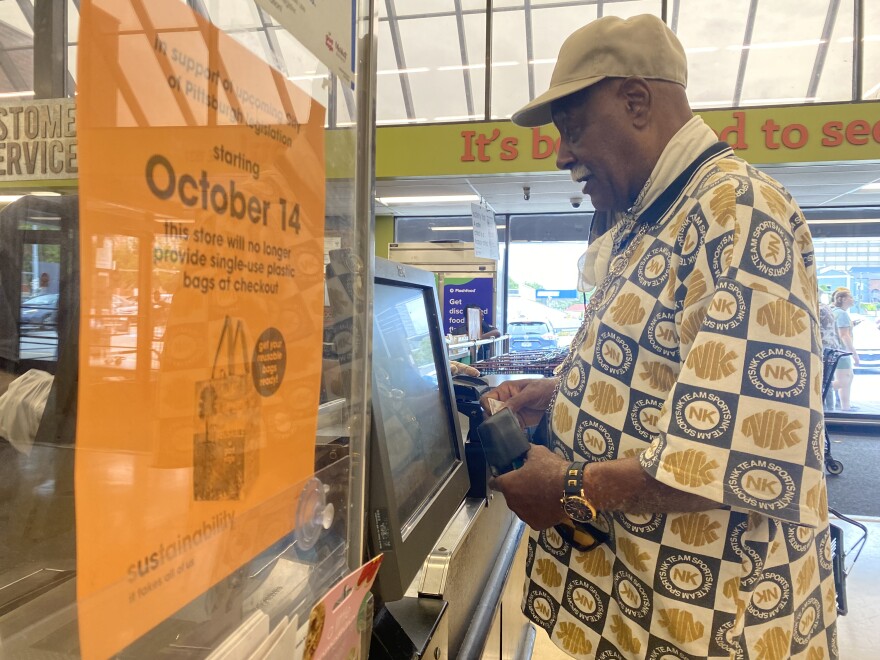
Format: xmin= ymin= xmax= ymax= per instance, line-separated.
xmin=508 ymin=320 xmax=557 ymax=352
xmin=20 ymin=293 xmax=59 ymax=329
xmin=108 ymin=295 xmax=138 ymax=333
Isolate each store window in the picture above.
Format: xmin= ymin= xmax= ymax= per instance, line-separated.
xmin=506 ymin=213 xmax=593 ymax=346
xmin=491 ymin=0 xmax=660 ymax=119
xmin=376 ymin=1 xmax=487 ymax=124
xmin=811 ymin=226 xmax=880 ymax=420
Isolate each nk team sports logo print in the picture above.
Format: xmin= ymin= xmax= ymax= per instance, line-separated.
xmin=744 ymin=344 xmax=809 ymax=402
xmin=614 ymin=569 xmax=652 ymax=622
xmin=703 ymin=279 xmax=749 ymax=336
xmin=746 ymin=571 xmax=792 ymax=621
xmin=564 ymin=577 xmax=608 ymax=627
xmin=656 ymin=551 xmax=716 ymax=606
xmin=525 ymin=586 xmax=559 ymax=632
xmin=673 ymin=388 xmax=734 ymax=443
xmin=594 ymin=328 xmax=635 ymax=380
xmin=674 ymin=213 xmax=708 ymax=268
xmin=644 ymin=309 xmax=680 ymax=360
xmin=575 ymin=416 xmax=617 ymax=461
xmin=636 ymin=245 xmax=672 ymax=292
xmin=628 ymin=397 xmax=664 ymax=441
xmin=747 ymin=218 xmax=794 ymax=280
xmin=727 ymin=457 xmax=797 ymax=512
xmin=792 ymin=597 xmax=822 ymax=647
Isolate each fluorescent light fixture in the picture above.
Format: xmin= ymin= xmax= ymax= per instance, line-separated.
xmin=0 ymin=192 xmax=61 ymax=203
xmin=808 ymin=218 xmax=880 ymax=224
xmin=438 ymin=63 xmax=485 ymax=71
xmin=287 ymin=73 xmax=328 ymax=81
xmin=433 ymin=114 xmax=482 ymax=121
xmin=690 ymin=100 xmax=733 ymax=108
xmin=529 ymin=58 xmax=557 ymax=65
xmin=727 ymin=39 xmax=825 ymax=51
xmin=430 ymin=225 xmax=505 ymax=231
xmin=859 ymin=182 xmax=880 ymax=191
xmin=377 ymin=194 xmax=480 ymax=205
xmin=740 ymin=97 xmax=818 ymax=105
xmin=375 ymin=118 xmax=428 ymax=125
xmin=377 ymin=67 xmax=429 ymax=75
xmin=0 ymin=90 xmax=35 ymax=99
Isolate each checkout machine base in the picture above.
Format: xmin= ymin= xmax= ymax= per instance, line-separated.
xmin=371 ymin=493 xmax=536 ymax=659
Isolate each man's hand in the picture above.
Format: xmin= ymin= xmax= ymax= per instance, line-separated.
xmin=489 ymin=445 xmax=569 ymax=530
xmin=480 ymin=377 xmax=558 ymax=428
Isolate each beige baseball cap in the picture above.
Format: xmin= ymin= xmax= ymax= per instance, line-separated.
xmin=511 ymin=14 xmax=688 ymax=127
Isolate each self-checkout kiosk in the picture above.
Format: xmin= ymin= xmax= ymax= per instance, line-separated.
xmin=364 ymin=257 xmax=530 ymax=660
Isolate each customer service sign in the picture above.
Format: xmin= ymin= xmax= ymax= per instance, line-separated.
xmin=75 ymin=0 xmax=325 ymax=657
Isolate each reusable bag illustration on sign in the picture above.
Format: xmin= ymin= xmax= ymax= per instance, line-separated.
xmin=194 ymin=316 xmax=261 ymax=500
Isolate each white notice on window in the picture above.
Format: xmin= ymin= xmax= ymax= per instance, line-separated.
xmin=471 ymin=203 xmax=499 ymax=260
xmin=254 ymin=0 xmax=355 ymax=89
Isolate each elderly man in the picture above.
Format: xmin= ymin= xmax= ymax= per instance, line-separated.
xmin=483 ymin=14 xmax=837 ymax=660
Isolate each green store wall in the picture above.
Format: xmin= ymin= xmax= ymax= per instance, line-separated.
xmin=376 ymin=215 xmax=393 ymax=258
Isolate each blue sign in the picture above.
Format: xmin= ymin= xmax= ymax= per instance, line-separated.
xmin=443 ymin=276 xmax=494 ymax=335
xmin=536 ymin=289 xmax=580 ymax=299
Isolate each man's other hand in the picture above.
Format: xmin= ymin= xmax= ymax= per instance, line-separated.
xmin=489 ymin=445 xmax=568 ymax=530
xmin=480 ymin=377 xmax=558 ymax=428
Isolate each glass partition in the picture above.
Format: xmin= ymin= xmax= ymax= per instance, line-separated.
xmin=0 ymin=0 xmax=375 ymax=657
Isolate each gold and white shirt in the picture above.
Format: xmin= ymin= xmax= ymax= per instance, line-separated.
xmin=524 ymin=131 xmax=837 ymax=660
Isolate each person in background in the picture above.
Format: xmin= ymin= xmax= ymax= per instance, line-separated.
xmin=831 ymin=287 xmax=860 ymax=411
xmin=481 ymin=14 xmax=836 ymax=659
xmin=36 ymin=272 xmax=51 ymax=296
xmin=818 ymin=300 xmax=843 ymax=410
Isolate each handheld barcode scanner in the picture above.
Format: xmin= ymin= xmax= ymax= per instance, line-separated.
xmin=475 ymin=408 xmax=532 ymax=477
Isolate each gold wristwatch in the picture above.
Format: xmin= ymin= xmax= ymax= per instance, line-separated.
xmin=561 ymin=462 xmax=597 ymax=524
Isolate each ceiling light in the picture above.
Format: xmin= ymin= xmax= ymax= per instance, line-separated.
xmin=859 ymin=182 xmax=880 ymax=191
xmin=0 ymin=192 xmax=61 ymax=203
xmin=740 ymin=97 xmax=818 ymax=105
xmin=431 ymin=225 xmax=505 ymax=231
xmin=287 ymin=73 xmax=328 ymax=81
xmin=0 ymin=90 xmax=35 ymax=99
xmin=375 ymin=118 xmax=428 ymax=125
xmin=437 ymin=63 xmax=485 ymax=71
xmin=433 ymin=114 xmax=482 ymax=121
xmin=727 ymin=39 xmax=825 ymax=51
xmin=377 ymin=67 xmax=429 ymax=75
xmin=376 ymin=194 xmax=480 ymax=205
xmin=808 ymin=218 xmax=880 ymax=224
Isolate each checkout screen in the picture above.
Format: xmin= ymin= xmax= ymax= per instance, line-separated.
xmin=372 ymin=283 xmax=458 ymax=536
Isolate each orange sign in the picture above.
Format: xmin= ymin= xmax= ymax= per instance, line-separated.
xmin=75 ymin=0 xmax=325 ymax=657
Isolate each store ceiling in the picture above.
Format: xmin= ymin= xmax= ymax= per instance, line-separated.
xmin=375 ymin=160 xmax=880 ymax=217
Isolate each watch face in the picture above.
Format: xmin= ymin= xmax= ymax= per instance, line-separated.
xmin=563 ymin=497 xmax=594 ymax=523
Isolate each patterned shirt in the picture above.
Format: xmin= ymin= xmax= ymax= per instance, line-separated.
xmin=523 ymin=143 xmax=838 ymax=659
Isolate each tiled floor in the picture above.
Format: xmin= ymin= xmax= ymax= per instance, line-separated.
xmin=528 ymin=517 xmax=880 ymax=659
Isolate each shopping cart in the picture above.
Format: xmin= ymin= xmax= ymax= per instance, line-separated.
xmin=821 ymin=348 xmax=850 ymax=475
xmin=828 ymin=507 xmax=868 ymax=616
xmin=472 ymin=348 xmax=567 ymax=377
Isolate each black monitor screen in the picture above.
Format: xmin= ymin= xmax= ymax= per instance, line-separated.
xmin=372 ymin=282 xmax=458 ymax=536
